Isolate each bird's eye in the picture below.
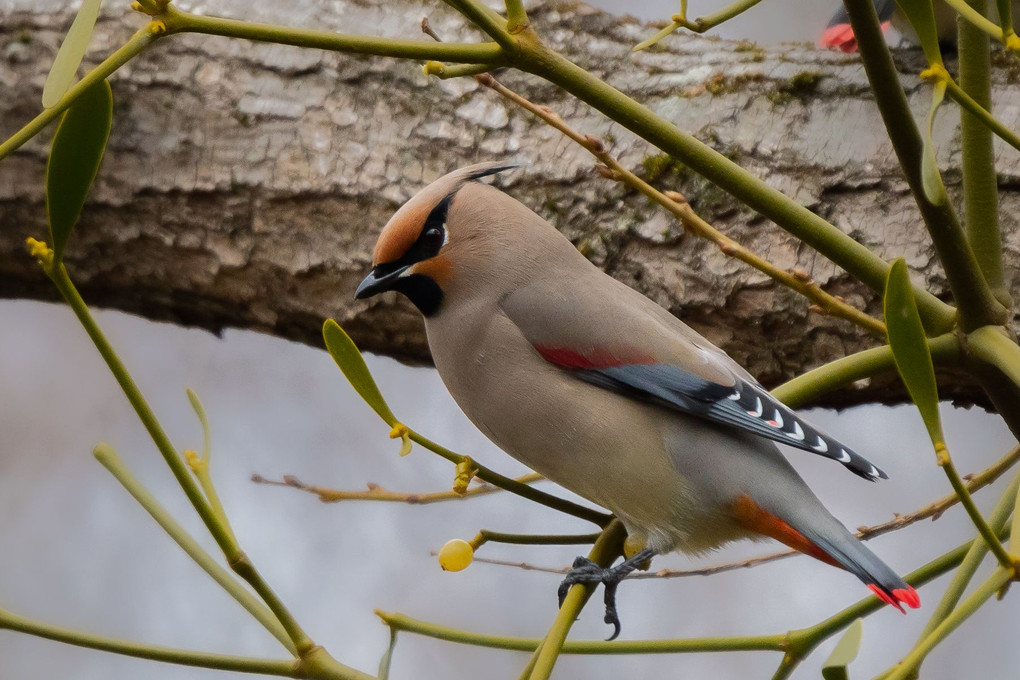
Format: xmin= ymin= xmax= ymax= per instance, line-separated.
xmin=419 ymin=226 xmax=445 ymax=253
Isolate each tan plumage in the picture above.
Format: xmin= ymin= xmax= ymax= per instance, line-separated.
xmin=357 ymin=162 xmax=919 ymax=616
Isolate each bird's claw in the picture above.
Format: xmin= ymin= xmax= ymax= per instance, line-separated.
xmin=556 ymin=557 xmax=607 ymax=607
xmin=602 ymin=580 xmax=622 ymax=641
xmin=557 ymin=550 xmax=653 ymax=641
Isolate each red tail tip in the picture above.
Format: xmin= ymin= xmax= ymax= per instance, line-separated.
xmin=818 ymin=24 xmax=858 ymax=52
xmin=818 ymin=20 xmax=891 ymax=53
xmin=868 ymin=584 xmax=920 ymax=613
xmin=893 ymin=587 xmax=921 ymax=609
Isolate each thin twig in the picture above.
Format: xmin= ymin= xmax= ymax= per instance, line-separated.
xmin=251 ymin=472 xmax=542 ymax=504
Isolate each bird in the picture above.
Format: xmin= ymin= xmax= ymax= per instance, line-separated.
xmin=819 ymin=0 xmax=962 ymax=52
xmin=355 ymin=161 xmax=920 ymax=638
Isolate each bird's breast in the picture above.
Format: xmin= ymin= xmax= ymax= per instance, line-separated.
xmin=423 ymin=306 xmax=741 ymax=553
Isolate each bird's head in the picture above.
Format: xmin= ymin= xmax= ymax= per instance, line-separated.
xmin=355 ymin=161 xmax=520 ymax=316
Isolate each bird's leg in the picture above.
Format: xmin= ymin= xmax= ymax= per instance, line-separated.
xmin=556 ymin=548 xmax=655 ymax=641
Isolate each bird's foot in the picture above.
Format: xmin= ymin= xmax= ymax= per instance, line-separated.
xmin=556 ymin=548 xmax=655 ymax=641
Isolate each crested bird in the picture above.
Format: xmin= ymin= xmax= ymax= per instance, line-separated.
xmin=356 ymin=162 xmax=920 ymax=638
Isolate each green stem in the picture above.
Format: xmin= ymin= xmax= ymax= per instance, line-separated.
xmin=956 ymin=2 xmax=1007 ymax=304
xmin=527 ymin=521 xmax=627 ymax=680
xmin=967 ymin=325 xmax=1020 ymax=387
xmin=634 ymin=0 xmax=764 ymax=50
xmin=184 ymin=389 xmax=239 ymax=542
xmin=885 ymin=568 xmax=1013 ymax=680
xmin=512 ymin=36 xmax=957 ymax=334
xmin=681 ymin=0 xmax=765 ymax=33
xmin=161 ymin=5 xmax=504 ymax=63
xmin=49 ymin=265 xmax=232 ymax=554
xmin=769 ymin=648 xmax=805 ymax=680
xmin=1012 ymin=482 xmax=1020 ymax=561
xmin=919 ymin=469 xmax=1020 ymax=639
xmin=995 ymin=0 xmax=1016 ymax=40
xmin=504 ymin=0 xmax=529 ymax=33
xmin=772 ymin=334 xmax=960 ymax=408
xmin=785 ymin=524 xmax=1012 ymax=675
xmin=0 ymin=25 xmax=159 ymax=161
xmin=193 ymin=461 xmax=239 ymax=545
xmin=48 ymin=265 xmax=318 ymax=656
xmin=632 ymin=22 xmax=682 ymax=51
xmin=439 ymin=0 xmax=517 ymax=54
xmin=473 ymin=529 xmax=602 ymax=547
xmin=944 ymin=0 xmax=1009 ymax=41
xmin=944 ymin=76 xmax=1020 ymax=159
xmin=938 ymin=452 xmax=1015 ymax=570
xmin=92 ymin=443 xmax=296 ymax=654
xmin=0 ymin=608 xmax=299 ymax=677
xmin=426 ymin=62 xmax=499 ymax=78
xmin=842 ymin=0 xmax=1007 ymax=332
xmin=375 ymin=610 xmax=786 ymax=653
xmin=407 ymin=430 xmax=612 ymax=526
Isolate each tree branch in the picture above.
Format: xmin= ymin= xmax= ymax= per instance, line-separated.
xmin=5 ymin=5 xmax=1015 ymax=407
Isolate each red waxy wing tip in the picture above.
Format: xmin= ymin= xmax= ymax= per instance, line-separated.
xmin=868 ymin=584 xmax=920 ymax=613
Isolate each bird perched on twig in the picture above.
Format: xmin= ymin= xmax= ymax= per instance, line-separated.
xmin=356 ymin=162 xmax=920 ymax=638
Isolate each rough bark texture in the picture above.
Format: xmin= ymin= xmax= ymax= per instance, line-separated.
xmin=2 ymin=0 xmax=1019 ymax=406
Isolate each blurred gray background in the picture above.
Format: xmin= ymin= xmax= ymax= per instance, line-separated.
xmin=1 ymin=1 xmax=1017 ymax=679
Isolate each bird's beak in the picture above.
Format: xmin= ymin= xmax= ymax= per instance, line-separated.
xmin=355 ymin=263 xmax=410 ymax=299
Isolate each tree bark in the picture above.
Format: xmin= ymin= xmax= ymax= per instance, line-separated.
xmin=2 ymin=1 xmax=1018 ymax=406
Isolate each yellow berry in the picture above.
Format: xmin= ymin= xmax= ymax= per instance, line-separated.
xmin=438 ymin=539 xmax=473 ymax=572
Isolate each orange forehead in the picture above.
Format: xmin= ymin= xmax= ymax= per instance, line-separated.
xmin=373 ymin=201 xmax=433 ymax=265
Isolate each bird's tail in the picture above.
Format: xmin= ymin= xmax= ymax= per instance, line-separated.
xmin=790 ymin=516 xmax=920 ymax=612
xmin=734 ymin=494 xmax=919 ymax=612
xmin=818 ymin=0 xmax=897 ymax=52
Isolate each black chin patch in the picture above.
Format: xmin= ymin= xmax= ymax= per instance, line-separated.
xmin=392 ymin=274 xmax=444 ymax=317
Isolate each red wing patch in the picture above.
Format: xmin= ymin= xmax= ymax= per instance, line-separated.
xmin=534 ymin=345 xmax=655 ymax=370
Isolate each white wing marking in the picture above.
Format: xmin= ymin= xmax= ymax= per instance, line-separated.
xmin=747 ymin=396 xmax=763 ymax=417
xmin=789 ymin=421 xmax=805 ymax=441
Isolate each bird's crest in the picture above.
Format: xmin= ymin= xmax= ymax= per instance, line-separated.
xmin=372 ymin=161 xmax=519 ymax=266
